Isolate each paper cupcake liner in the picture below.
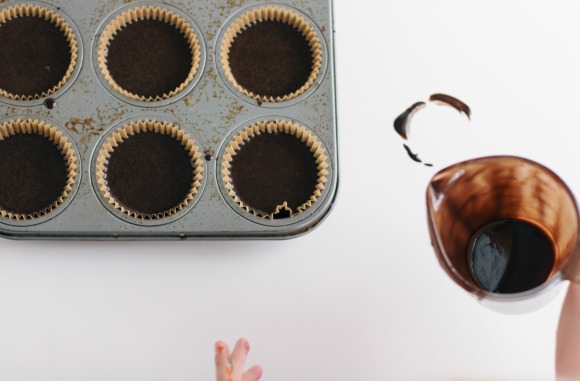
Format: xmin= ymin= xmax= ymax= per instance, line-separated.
xmin=221 ymin=120 xmax=330 ymax=219
xmin=97 ymin=5 xmax=202 ymax=102
xmin=0 ymin=119 xmax=78 ymax=220
xmin=0 ymin=4 xmax=79 ymax=101
xmin=220 ymin=6 xmax=324 ymax=104
xmin=95 ymin=120 xmax=204 ymax=220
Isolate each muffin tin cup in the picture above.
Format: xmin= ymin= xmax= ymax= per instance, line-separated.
xmin=218 ymin=117 xmax=332 ymax=227
xmin=0 ymin=117 xmax=81 ymax=227
xmin=94 ymin=2 xmax=206 ymax=107
xmin=216 ymin=3 xmax=327 ymax=107
xmin=0 ymin=1 xmax=83 ymax=106
xmin=91 ymin=117 xmax=206 ymax=226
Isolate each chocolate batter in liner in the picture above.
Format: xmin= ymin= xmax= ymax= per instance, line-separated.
xmin=95 ymin=120 xmax=204 ymax=220
xmin=97 ymin=5 xmax=202 ymax=102
xmin=221 ymin=120 xmax=329 ymax=219
xmin=220 ymin=6 xmax=324 ymax=104
xmin=0 ymin=119 xmax=78 ymax=220
xmin=0 ymin=4 xmax=79 ymax=101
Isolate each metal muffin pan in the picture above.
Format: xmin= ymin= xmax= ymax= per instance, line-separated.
xmin=0 ymin=0 xmax=338 ymax=239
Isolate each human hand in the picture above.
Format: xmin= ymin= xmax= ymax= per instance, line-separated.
xmin=556 ymin=282 xmax=580 ymax=381
xmin=215 ymin=339 xmax=263 ymax=381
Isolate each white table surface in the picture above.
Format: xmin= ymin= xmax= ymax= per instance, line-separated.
xmin=1 ymin=1 xmax=580 ymax=380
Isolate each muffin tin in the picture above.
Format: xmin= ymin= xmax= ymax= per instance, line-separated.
xmin=0 ymin=0 xmax=337 ymax=239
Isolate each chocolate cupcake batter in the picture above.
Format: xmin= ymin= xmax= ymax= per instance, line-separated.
xmin=230 ymin=133 xmax=318 ymax=216
xmin=106 ymin=132 xmax=195 ymax=215
xmin=0 ymin=134 xmax=68 ymax=214
xmin=106 ymin=19 xmax=193 ymax=98
xmin=228 ymin=21 xmax=314 ymax=98
xmin=0 ymin=16 xmax=72 ymax=97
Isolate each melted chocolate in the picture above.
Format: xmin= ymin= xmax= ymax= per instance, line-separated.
xmin=402 ymin=144 xmax=432 ymax=167
xmin=429 ymin=93 xmax=471 ymax=119
xmin=0 ymin=16 xmax=72 ymax=96
xmin=106 ymin=19 xmax=193 ymax=98
xmin=230 ymin=133 xmax=318 ymax=216
xmin=394 ymin=101 xmax=426 ymax=140
xmin=106 ymin=132 xmax=194 ymax=215
xmin=0 ymin=134 xmax=68 ymax=214
xmin=468 ymin=219 xmax=555 ymax=294
xmin=228 ymin=21 xmax=313 ymax=98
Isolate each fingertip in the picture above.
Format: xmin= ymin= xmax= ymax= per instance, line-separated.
xmin=250 ymin=365 xmax=264 ymax=381
xmin=244 ymin=365 xmax=263 ymax=381
xmin=232 ymin=338 xmax=250 ymax=361
xmin=215 ymin=341 xmax=226 ymax=354
xmin=242 ymin=338 xmax=250 ymax=353
xmin=254 ymin=365 xmax=263 ymax=379
xmin=236 ymin=337 xmax=250 ymax=351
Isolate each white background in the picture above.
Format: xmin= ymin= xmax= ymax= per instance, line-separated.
xmin=2 ymin=1 xmax=580 ymax=380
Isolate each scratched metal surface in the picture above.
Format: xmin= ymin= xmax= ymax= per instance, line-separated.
xmin=0 ymin=0 xmax=337 ymax=239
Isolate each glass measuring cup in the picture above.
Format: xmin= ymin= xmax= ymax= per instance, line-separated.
xmin=426 ymin=155 xmax=580 ymax=312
